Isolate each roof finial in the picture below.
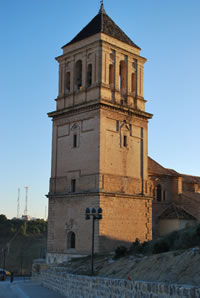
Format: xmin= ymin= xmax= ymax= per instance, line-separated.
xmin=99 ymin=0 xmax=106 ymax=14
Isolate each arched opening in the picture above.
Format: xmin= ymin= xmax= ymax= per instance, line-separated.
xmin=71 ymin=179 xmax=76 ymax=192
xmin=119 ymin=61 xmax=127 ymax=96
xmin=157 ymin=184 xmax=162 ymax=202
xmin=163 ymin=190 xmax=166 ymax=201
xmin=67 ymin=231 xmax=76 ymax=249
xmin=131 ymin=72 xmax=136 ymax=95
xmin=87 ymin=64 xmax=92 ymax=88
xmin=66 ymin=72 xmax=70 ymax=92
xmin=109 ymin=64 xmax=114 ymax=89
xmin=75 ymin=60 xmax=82 ymax=91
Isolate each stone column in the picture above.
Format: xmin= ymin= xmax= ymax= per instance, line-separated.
xmin=137 ymin=62 xmax=144 ymax=97
xmin=82 ymin=53 xmax=87 ymax=90
xmin=70 ymin=59 xmax=74 ymax=94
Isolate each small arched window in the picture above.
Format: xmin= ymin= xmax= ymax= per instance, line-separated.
xmin=119 ymin=61 xmax=127 ymax=96
xmin=75 ymin=60 xmax=82 ymax=91
xmin=163 ymin=190 xmax=166 ymax=201
xmin=67 ymin=231 xmax=76 ymax=249
xmin=157 ymin=184 xmax=162 ymax=202
xmin=87 ymin=64 xmax=92 ymax=88
xmin=123 ymin=135 xmax=127 ymax=147
xmin=109 ymin=64 xmax=114 ymax=89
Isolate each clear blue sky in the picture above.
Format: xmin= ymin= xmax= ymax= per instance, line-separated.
xmin=0 ymin=0 xmax=199 ymax=219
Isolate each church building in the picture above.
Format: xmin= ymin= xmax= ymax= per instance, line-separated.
xmin=47 ymin=4 xmax=200 ymax=263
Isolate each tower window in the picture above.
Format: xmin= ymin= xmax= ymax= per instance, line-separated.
xmin=163 ymin=190 xmax=166 ymax=201
xmin=87 ymin=64 xmax=92 ymax=88
xmin=73 ymin=134 xmax=77 ymax=148
xmin=119 ymin=60 xmax=127 ymax=96
xmin=75 ymin=60 xmax=82 ymax=90
xmin=116 ymin=120 xmax=119 ymax=131
xmin=71 ymin=179 xmax=76 ymax=192
xmin=67 ymin=231 xmax=76 ymax=249
xmin=66 ymin=72 xmax=70 ymax=92
xmin=123 ymin=135 xmax=127 ymax=147
xmin=129 ymin=124 xmax=132 ymax=136
xmin=157 ymin=184 xmax=162 ymax=202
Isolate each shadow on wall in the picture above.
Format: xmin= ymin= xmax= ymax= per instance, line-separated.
xmin=98 ymin=235 xmax=134 ymax=253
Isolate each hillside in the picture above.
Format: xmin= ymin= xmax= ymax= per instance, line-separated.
xmin=0 ymin=215 xmax=47 ymax=275
xmin=54 ymin=224 xmax=200 ymax=286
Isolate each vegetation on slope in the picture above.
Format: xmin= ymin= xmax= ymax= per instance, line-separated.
xmin=53 ymin=224 xmax=200 ymax=285
xmin=114 ymin=223 xmax=200 ymax=259
xmin=0 ymin=214 xmax=47 ymax=275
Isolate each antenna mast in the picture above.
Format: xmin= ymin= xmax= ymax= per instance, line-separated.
xmin=24 ymin=186 xmax=29 ymax=216
xmin=45 ymin=205 xmax=47 ymax=220
xmin=17 ymin=188 xmax=20 ymax=218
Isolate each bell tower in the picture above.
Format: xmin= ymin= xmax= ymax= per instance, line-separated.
xmin=47 ymin=3 xmax=153 ymax=263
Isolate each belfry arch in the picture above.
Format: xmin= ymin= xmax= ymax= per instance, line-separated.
xmin=74 ymin=60 xmax=82 ymax=91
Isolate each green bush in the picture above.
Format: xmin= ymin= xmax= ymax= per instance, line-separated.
xmin=173 ymin=230 xmax=197 ymax=250
xmin=195 ymin=224 xmax=200 ymax=237
xmin=114 ymin=246 xmax=128 ymax=259
xmin=129 ymin=238 xmax=148 ymax=254
xmin=152 ymin=239 xmax=169 ymax=254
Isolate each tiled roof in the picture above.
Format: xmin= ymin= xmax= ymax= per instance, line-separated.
xmin=62 ymin=4 xmax=140 ymax=49
xmin=159 ymin=204 xmax=196 ymax=220
xmin=181 ymin=174 xmax=200 ymax=185
xmin=148 ymin=157 xmax=200 ymax=185
xmin=181 ymin=191 xmax=200 ymax=202
xmin=148 ymin=157 xmax=178 ymax=176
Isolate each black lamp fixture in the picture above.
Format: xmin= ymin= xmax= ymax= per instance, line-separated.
xmin=85 ymin=207 xmax=103 ymax=275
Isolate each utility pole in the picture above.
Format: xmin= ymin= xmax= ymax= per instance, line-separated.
xmin=24 ymin=186 xmax=29 ymax=217
xmin=17 ymin=188 xmax=20 ymax=218
xmin=2 ymin=246 xmax=7 ymax=270
xmin=24 ymin=186 xmax=29 ymax=235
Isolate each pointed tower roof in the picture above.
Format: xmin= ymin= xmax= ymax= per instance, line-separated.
xmin=62 ymin=4 xmax=140 ymax=49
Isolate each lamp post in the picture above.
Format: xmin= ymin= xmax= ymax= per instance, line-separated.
xmin=2 ymin=246 xmax=8 ymax=270
xmin=85 ymin=207 xmax=102 ymax=275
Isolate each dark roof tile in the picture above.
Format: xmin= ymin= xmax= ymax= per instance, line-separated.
xmin=159 ymin=204 xmax=196 ymax=220
xmin=62 ymin=5 xmax=140 ymax=49
xmin=148 ymin=157 xmax=178 ymax=176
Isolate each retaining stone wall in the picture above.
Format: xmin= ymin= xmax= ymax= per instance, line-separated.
xmin=32 ymin=269 xmax=200 ymax=298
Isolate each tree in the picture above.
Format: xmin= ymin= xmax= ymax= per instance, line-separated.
xmin=0 ymin=214 xmax=7 ymax=223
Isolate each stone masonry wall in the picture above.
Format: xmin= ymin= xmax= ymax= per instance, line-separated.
xmin=99 ymin=195 xmax=152 ymax=252
xmin=32 ymin=269 xmax=200 ymax=298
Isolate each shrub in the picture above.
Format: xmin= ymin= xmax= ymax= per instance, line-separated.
xmin=174 ymin=231 xmax=196 ymax=250
xmin=129 ymin=238 xmax=148 ymax=254
xmin=114 ymin=246 xmax=128 ymax=259
xmin=152 ymin=239 xmax=169 ymax=254
xmin=195 ymin=224 xmax=200 ymax=237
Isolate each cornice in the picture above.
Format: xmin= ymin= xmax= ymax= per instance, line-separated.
xmin=48 ymin=100 xmax=153 ymax=120
xmin=47 ymin=191 xmax=153 ymax=201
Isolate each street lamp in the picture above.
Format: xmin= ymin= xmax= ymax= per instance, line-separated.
xmin=85 ymin=207 xmax=102 ymax=275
